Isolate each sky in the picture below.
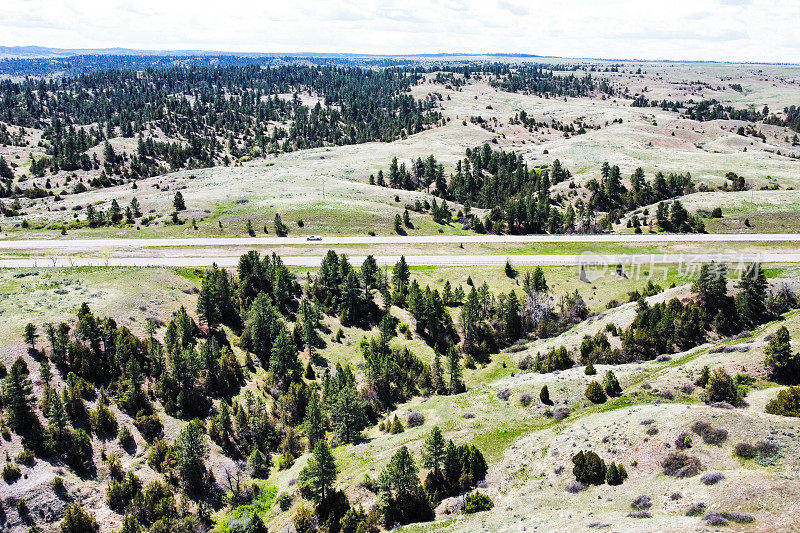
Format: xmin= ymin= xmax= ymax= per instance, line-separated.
xmin=3 ymin=0 xmax=800 ymax=63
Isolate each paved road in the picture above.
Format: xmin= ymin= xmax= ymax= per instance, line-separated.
xmin=2 ymin=252 xmax=798 ymax=268
xmin=0 ymin=233 xmax=799 ymax=250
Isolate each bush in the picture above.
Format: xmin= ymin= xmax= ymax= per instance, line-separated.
xmin=17 ymin=448 xmax=35 ymax=465
xmin=118 ymin=425 xmax=134 ymax=449
xmin=497 ymin=388 xmax=511 ymax=401
xmin=700 ymin=471 xmax=725 ymax=485
xmin=661 ymin=452 xmax=702 ymax=478
xmin=134 ymin=413 xmax=163 ymax=442
xmin=464 ymin=492 xmax=494 ymax=513
xmin=406 ymin=411 xmax=425 ymax=428
xmin=704 ymin=511 xmax=728 ymax=526
xmin=603 ymin=370 xmax=622 ymax=397
xmin=519 ymin=392 xmax=533 ymax=406
xmin=59 ymin=504 xmax=98 ymax=533
xmin=627 ymin=510 xmax=651 ymax=519
xmin=565 ymin=482 xmax=587 ymax=493
xmin=584 ymin=362 xmax=596 ymax=375
xmin=108 ymin=472 xmax=143 ymax=511
xmin=89 ymin=402 xmax=118 ymax=437
xmin=705 ymin=367 xmax=740 ymax=405
xmin=552 ymin=407 xmax=570 ymax=421
xmin=572 ymin=450 xmax=606 ymax=485
xmin=631 ymin=495 xmax=652 ymax=510
xmin=2 ymin=462 xmax=21 ymax=483
xmin=585 ymin=381 xmax=607 ymax=404
xmin=685 ymin=502 xmax=706 ymax=516
xmin=539 ymin=385 xmax=551 ymax=405
xmin=605 ymin=462 xmax=623 ymax=486
xmin=52 ymin=476 xmax=66 ymax=494
xmin=691 ymin=421 xmax=728 ymax=445
xmin=675 ymin=432 xmax=692 ymax=450
xmin=765 ymin=386 xmax=800 ymax=417
xmin=734 ymin=442 xmax=758 ymax=459
xmin=276 ymin=493 xmax=292 ymax=511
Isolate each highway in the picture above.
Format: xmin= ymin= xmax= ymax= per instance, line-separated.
xmin=0 ymin=233 xmax=799 ymax=250
xmin=1 ymin=252 xmax=798 ymax=268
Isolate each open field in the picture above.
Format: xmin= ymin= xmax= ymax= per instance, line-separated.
xmin=1 ymin=55 xmax=800 ymax=533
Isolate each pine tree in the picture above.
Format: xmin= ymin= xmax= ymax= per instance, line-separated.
xmin=379 ymin=446 xmax=418 ymax=497
xmin=765 ymin=325 xmax=800 ymax=384
xmin=3 ymin=357 xmax=35 ymax=431
xmin=540 ymin=384 xmax=551 ymax=405
xmin=270 ymin=326 xmax=301 ymax=391
xmin=603 ymin=370 xmax=622 ymax=397
xmin=303 ymin=393 xmax=325 ymax=451
xmin=330 ymin=381 xmax=367 ymax=444
xmin=173 ymin=191 xmax=186 ymax=211
xmin=422 ymin=426 xmax=447 ymax=476
xmin=23 ymin=323 xmax=37 ymax=351
xmin=174 ymin=419 xmax=209 ymax=493
xmin=448 ymin=347 xmax=464 ymax=394
xmin=299 ymin=440 xmax=337 ymax=503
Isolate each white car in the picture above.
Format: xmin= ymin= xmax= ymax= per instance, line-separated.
xmin=306 ymin=235 xmax=322 ymax=241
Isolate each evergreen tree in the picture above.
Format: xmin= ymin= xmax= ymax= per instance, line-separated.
xmin=447 ymin=347 xmax=464 ymax=394
xmin=330 ymin=381 xmax=367 ymax=444
xmin=303 ymin=393 xmax=325 ymax=451
xmin=299 ymin=440 xmax=337 ymax=503
xmin=174 ymin=419 xmax=209 ymax=493
xmin=270 ymin=326 xmax=302 ymax=391
xmin=173 ymin=191 xmax=186 ymax=211
xmin=422 ymin=426 xmax=447 ymax=476
xmin=765 ymin=326 xmax=800 ymax=384
xmin=3 ymin=357 xmax=35 ymax=431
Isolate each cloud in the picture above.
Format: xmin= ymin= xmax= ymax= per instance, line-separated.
xmin=497 ymin=0 xmax=529 ymax=16
xmin=0 ymin=0 xmax=797 ymax=62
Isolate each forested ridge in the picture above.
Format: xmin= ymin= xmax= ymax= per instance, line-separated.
xmin=0 ymin=63 xmax=441 ymax=185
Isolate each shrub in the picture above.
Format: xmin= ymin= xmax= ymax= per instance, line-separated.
xmin=631 ymin=495 xmax=652 ymax=510
xmin=497 ymin=388 xmax=511 ymax=401
xmin=705 ymin=367 xmax=740 ymax=405
xmin=118 ymin=425 xmax=134 ymax=449
xmin=276 ymin=493 xmax=292 ymax=511
xmin=540 ymin=385 xmax=551 ymax=405
xmin=17 ymin=448 xmax=35 ymax=465
xmin=60 ymin=504 xmax=98 ymax=532
xmin=406 ymin=411 xmax=425 ymax=428
xmin=52 ymin=476 xmax=66 ymax=494
xmin=464 ymin=492 xmax=494 ymax=513
xmin=2 ymin=463 xmax=21 ymax=483
xmin=90 ymin=402 xmax=118 ymax=437
xmin=108 ymin=472 xmax=143 ymax=511
xmin=584 ymin=362 xmax=596 ymax=375
xmin=685 ymin=502 xmax=706 ymax=516
xmin=765 ymin=386 xmax=800 ymax=417
xmin=704 ymin=511 xmax=728 ymax=526
xmin=565 ymin=482 xmax=587 ymax=493
xmin=734 ymin=442 xmax=758 ymax=459
xmin=661 ymin=452 xmax=702 ymax=478
xmin=572 ymin=450 xmax=606 ymax=485
xmin=627 ymin=510 xmax=651 ymax=519
xmin=519 ymin=392 xmax=533 ymax=406
xmin=691 ymin=421 xmax=728 ymax=445
xmin=603 ymin=370 xmax=622 ymax=397
xmin=134 ymin=413 xmax=163 ymax=442
xmin=605 ymin=462 xmax=623 ymax=486
xmin=552 ymin=407 xmax=570 ymax=421
xmin=700 ymin=472 xmax=725 ymax=485
xmin=585 ymin=381 xmax=607 ymax=404
xmin=721 ymin=511 xmax=755 ymax=524
xmin=675 ymin=432 xmax=692 ymax=450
